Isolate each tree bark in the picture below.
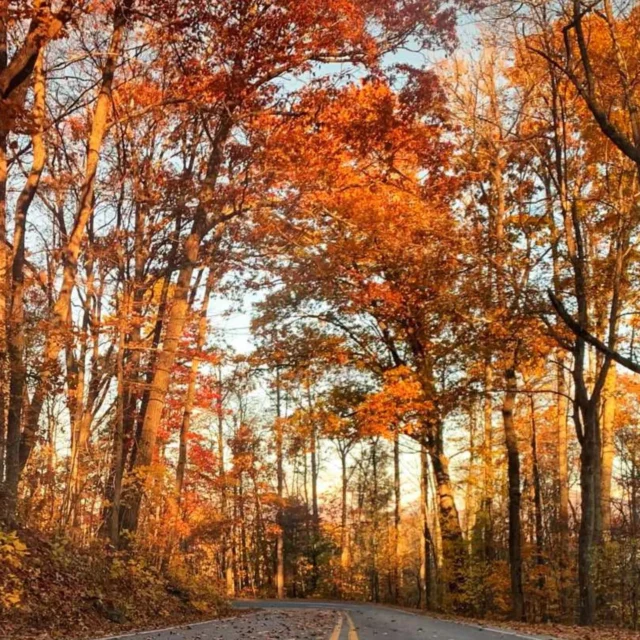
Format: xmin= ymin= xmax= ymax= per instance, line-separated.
xmin=481 ymin=360 xmax=494 ymax=560
xmin=21 ymin=0 xmax=132 ymax=473
xmin=427 ymin=425 xmax=466 ymax=604
xmin=370 ymin=438 xmax=380 ymax=603
xmin=578 ymin=401 xmax=601 ymax=626
xmin=65 ymin=249 xmax=106 ymax=527
xmin=3 ymin=49 xmax=46 ymax=519
xmin=393 ymin=428 xmax=401 ymax=603
xmin=176 ymin=270 xmax=214 ymax=497
xmin=339 ymin=445 xmax=350 ymax=582
xmin=599 ymin=364 xmax=616 ymax=540
xmin=275 ymin=367 xmax=285 ymax=599
xmin=110 ymin=307 xmax=127 ymax=545
xmin=0 ymin=0 xmax=7 ymax=510
xmin=307 ymin=380 xmax=320 ymax=591
xmin=122 ymin=112 xmax=232 ymax=533
xmin=555 ymin=355 xmax=570 ymax=616
xmin=503 ymin=367 xmax=525 ymax=621
xmin=420 ymin=445 xmax=434 ymax=610
xmin=531 ymin=395 xmax=546 ymax=618
xmin=217 ymin=366 xmax=234 ymax=596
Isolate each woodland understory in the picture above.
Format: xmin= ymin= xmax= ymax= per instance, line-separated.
xmin=2 ymin=0 xmax=640 ymax=637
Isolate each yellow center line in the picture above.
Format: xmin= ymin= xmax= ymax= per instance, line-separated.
xmin=345 ymin=611 xmax=359 ymax=640
xmin=329 ymin=612 xmax=344 ymax=640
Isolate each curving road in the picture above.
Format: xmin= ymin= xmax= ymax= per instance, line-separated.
xmin=95 ymin=599 xmax=550 ymax=640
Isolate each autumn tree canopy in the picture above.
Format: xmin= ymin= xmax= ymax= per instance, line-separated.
xmin=1 ymin=0 xmax=640 ymax=636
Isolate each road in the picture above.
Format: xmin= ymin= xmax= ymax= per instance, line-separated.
xmin=95 ymin=599 xmax=549 ymax=640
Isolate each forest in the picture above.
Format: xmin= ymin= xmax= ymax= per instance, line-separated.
xmin=1 ymin=0 xmax=640 ymax=637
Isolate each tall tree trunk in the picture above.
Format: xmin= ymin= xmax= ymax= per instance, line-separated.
xmin=420 ymin=445 xmax=434 ymax=610
xmin=125 ymin=189 xmax=177 ymax=477
xmin=100 ymin=279 xmax=134 ymax=544
xmin=252 ymin=474 xmax=265 ymax=590
xmin=231 ymin=483 xmax=239 ymax=593
xmin=482 ymin=360 xmax=494 ymax=560
xmin=556 ymin=355 xmax=570 ymax=617
xmin=110 ymin=268 xmax=164 ymax=540
xmin=393 ymin=428 xmax=401 ymax=603
xmin=66 ymin=249 xmax=104 ymax=527
xmin=65 ymin=307 xmax=87 ymax=526
xmin=239 ymin=475 xmax=250 ymax=591
xmin=275 ymin=367 xmax=285 ymax=599
xmin=107 ymin=306 xmax=126 ymax=545
xmin=310 ymin=422 xmax=319 ymax=589
xmin=21 ymin=0 xmax=132 ymax=473
xmin=370 ymin=438 xmax=380 ymax=603
xmin=531 ymin=395 xmax=546 ymax=618
xmin=599 ymin=364 xmax=616 ymax=540
xmin=503 ymin=367 xmax=525 ymax=621
xmin=118 ymin=252 xmax=196 ymax=533
xmin=307 ymin=381 xmax=320 ymax=590
xmin=310 ymin=417 xmax=319 ymax=531
xmin=578 ymin=401 xmax=601 ymax=626
xmin=427 ymin=425 xmax=466 ymax=604
xmin=122 ymin=113 xmax=232 ymax=533
xmin=3 ymin=49 xmax=46 ymax=519
xmin=176 ymin=270 xmax=214 ymax=497
xmin=339 ymin=445 xmax=350 ymax=584
xmin=129 ymin=244 xmax=176 ymax=473
xmin=0 ymin=0 xmax=7 ymax=508
xmin=0 ymin=0 xmax=75 ymax=514
xmin=217 ymin=367 xmax=234 ymax=596
xmin=465 ymin=408 xmax=477 ymax=542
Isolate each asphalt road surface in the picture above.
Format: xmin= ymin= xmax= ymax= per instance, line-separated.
xmin=95 ymin=599 xmax=549 ymax=640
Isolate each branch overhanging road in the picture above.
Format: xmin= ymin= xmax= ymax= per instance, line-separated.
xmin=96 ymin=600 xmax=553 ymax=640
